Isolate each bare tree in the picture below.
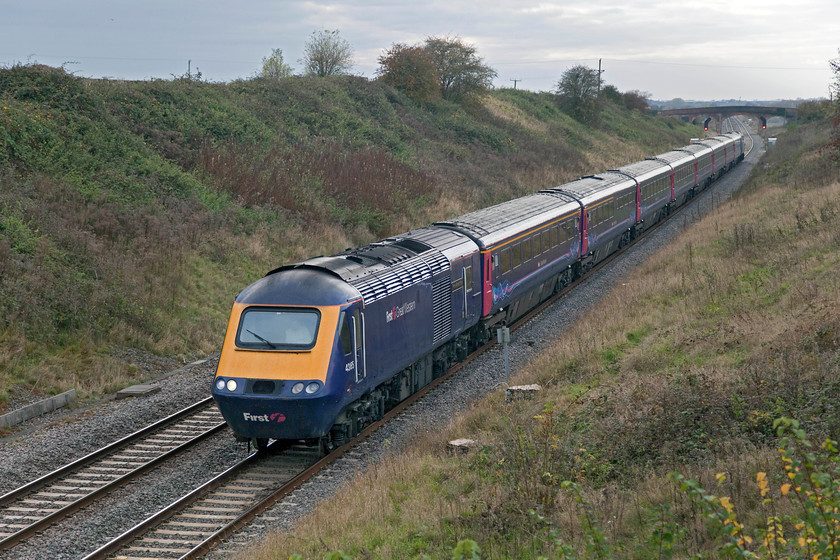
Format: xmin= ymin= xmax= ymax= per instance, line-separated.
xmin=301 ymin=29 xmax=354 ymax=77
xmin=555 ymin=65 xmax=600 ymax=122
xmin=260 ymin=48 xmax=293 ymax=80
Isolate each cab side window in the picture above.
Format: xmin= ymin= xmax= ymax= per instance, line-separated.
xmin=338 ymin=311 xmax=352 ymax=355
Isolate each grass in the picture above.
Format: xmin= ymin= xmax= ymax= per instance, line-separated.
xmin=0 ymin=63 xmax=703 ymax=410
xmin=235 ymin=116 xmax=840 ymax=558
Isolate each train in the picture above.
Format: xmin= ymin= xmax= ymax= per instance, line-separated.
xmin=212 ymin=131 xmax=746 ymax=452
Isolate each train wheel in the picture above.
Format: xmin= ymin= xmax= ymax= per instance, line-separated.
xmin=253 ymin=438 xmax=270 ymax=453
xmin=319 ymin=434 xmax=338 ymax=457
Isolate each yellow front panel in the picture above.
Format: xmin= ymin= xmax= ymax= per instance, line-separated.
xmin=215 ymin=303 xmax=342 ymax=382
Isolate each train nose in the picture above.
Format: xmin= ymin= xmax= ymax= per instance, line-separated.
xmin=212 ymin=391 xmax=336 ymax=440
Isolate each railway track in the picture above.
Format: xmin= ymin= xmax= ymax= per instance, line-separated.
xmin=723 ymin=116 xmax=754 ymax=156
xmin=0 ymin=397 xmax=226 ymax=552
xmin=81 ymin=441 xmax=323 ymax=560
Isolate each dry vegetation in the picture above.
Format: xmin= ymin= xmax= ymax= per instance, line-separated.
xmin=239 ymin=120 xmax=840 ymax=558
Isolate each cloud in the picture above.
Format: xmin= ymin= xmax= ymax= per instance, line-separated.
xmin=2 ymin=0 xmax=836 ymax=98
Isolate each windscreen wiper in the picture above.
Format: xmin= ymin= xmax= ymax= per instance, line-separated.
xmin=246 ymin=329 xmax=277 ymax=349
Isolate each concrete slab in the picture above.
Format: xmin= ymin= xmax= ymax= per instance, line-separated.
xmin=116 ymin=384 xmax=161 ymax=399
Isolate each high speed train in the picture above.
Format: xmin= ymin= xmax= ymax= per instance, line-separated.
xmin=212 ymin=132 xmax=745 ymax=451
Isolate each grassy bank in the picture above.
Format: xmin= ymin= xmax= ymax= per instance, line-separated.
xmin=0 ymin=63 xmax=699 ymax=410
xmin=237 ymin=119 xmax=840 ymax=558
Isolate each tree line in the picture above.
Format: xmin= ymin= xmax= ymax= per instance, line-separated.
xmin=260 ymin=30 xmax=652 ymax=119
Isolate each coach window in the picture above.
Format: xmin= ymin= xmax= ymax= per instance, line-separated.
xmin=551 ymin=226 xmax=560 ymax=248
xmin=542 ymin=231 xmax=550 ymax=253
xmin=500 ymin=248 xmax=511 ymax=274
xmin=465 ymin=265 xmax=473 ymax=290
xmin=522 ymin=237 xmax=532 ymax=262
xmin=512 ymin=243 xmax=522 ymax=268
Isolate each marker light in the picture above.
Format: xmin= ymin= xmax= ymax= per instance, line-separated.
xmin=305 ymin=382 xmax=320 ymax=394
xmin=226 ymin=379 xmax=238 ymax=392
xmin=291 ymin=382 xmax=305 ymax=394
xmin=215 ymin=379 xmax=225 ymax=391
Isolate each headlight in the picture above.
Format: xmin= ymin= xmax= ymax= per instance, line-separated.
xmin=226 ymin=379 xmax=238 ymax=392
xmin=305 ymin=382 xmax=320 ymax=394
xmin=291 ymin=382 xmax=305 ymax=394
xmin=215 ymin=379 xmax=225 ymax=391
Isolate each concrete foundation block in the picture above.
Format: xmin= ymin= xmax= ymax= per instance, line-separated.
xmin=0 ymin=389 xmax=77 ymax=429
xmin=505 ymin=384 xmax=542 ymax=403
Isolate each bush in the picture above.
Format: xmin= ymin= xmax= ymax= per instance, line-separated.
xmin=376 ymin=43 xmax=440 ymax=105
xmin=622 ymin=90 xmax=650 ymax=113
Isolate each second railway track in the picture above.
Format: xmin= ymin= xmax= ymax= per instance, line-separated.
xmin=0 ymin=397 xmax=226 ymax=552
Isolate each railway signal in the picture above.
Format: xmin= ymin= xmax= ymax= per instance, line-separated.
xmin=759 ymin=116 xmax=766 ymax=129
xmin=704 ymin=117 xmax=711 ymax=131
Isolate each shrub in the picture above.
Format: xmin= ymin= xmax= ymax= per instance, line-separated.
xmin=377 ymin=43 xmax=440 ymax=105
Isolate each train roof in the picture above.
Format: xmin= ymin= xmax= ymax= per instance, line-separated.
xmin=543 ymin=172 xmax=636 ymax=206
xmin=714 ymin=134 xmax=739 ymax=147
xmin=651 ymin=149 xmax=697 ymax=167
xmin=388 ymin=226 xmax=477 ymax=264
xmin=680 ymin=142 xmax=713 ymax=157
xmin=236 ymin=267 xmax=360 ymax=306
xmin=257 ymin=226 xmax=476 ymax=305
xmin=695 ymin=135 xmax=735 ymax=150
xmin=435 ymin=192 xmax=580 ymax=248
xmin=613 ymin=159 xmax=670 ymax=183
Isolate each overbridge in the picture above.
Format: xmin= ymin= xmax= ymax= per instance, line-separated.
xmin=656 ymin=105 xmax=795 ymax=131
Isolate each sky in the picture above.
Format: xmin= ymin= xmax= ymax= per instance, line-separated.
xmin=1 ymin=0 xmax=837 ymax=101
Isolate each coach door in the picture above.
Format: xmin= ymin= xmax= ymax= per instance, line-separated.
xmin=352 ymin=308 xmax=366 ymax=382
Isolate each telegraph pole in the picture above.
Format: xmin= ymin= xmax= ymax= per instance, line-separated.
xmin=510 ymin=79 xmax=522 ymax=89
xmin=597 ymin=59 xmax=604 ymax=94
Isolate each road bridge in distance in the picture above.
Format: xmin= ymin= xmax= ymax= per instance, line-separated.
xmin=656 ymin=105 xmax=795 ymax=132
